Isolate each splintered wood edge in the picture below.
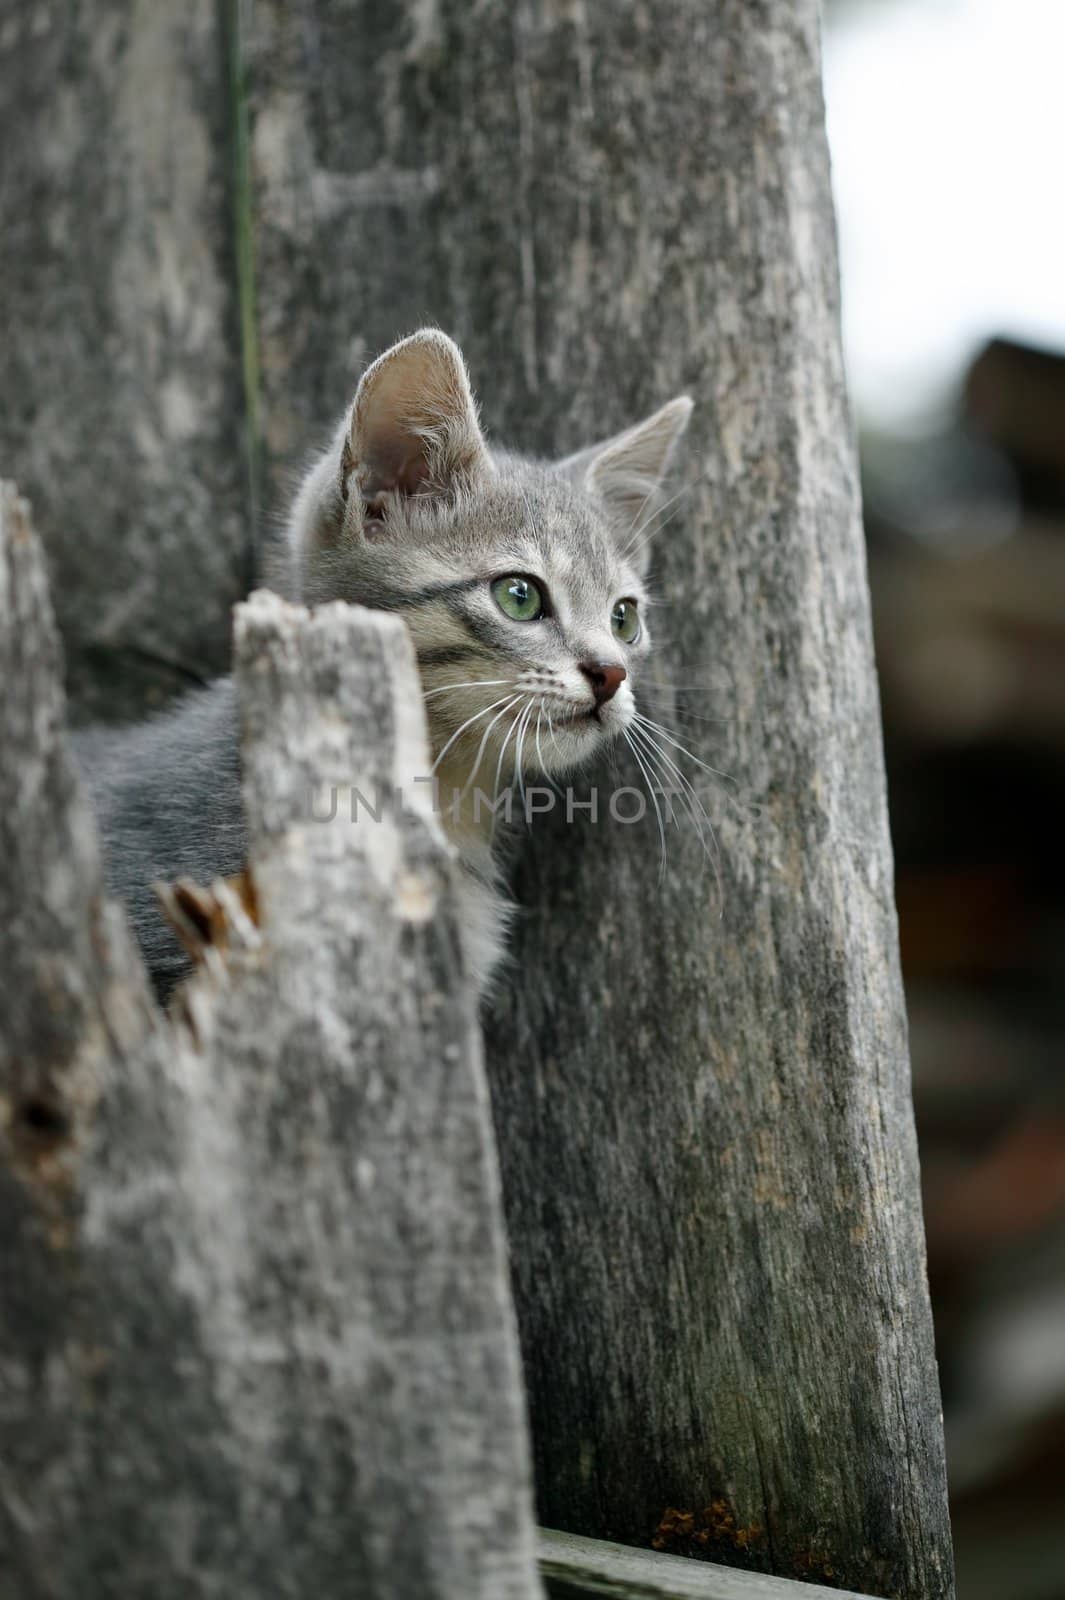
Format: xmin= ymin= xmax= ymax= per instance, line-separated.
xmin=537 ymin=1530 xmax=882 ymax=1600
xmin=153 ymin=871 xmax=261 ymax=966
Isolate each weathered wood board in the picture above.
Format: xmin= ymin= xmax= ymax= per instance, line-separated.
xmin=539 ymin=1529 xmax=883 ymax=1600
xmin=0 ymin=2 xmax=248 ymax=718
xmin=0 ymin=484 xmax=543 ymax=1600
xmin=241 ymin=4 xmax=955 ymax=1595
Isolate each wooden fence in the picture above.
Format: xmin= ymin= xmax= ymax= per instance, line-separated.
xmin=0 ymin=4 xmax=954 ymax=1598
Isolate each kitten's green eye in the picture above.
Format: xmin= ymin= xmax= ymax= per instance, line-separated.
xmin=492 ymin=575 xmax=544 ymax=622
xmin=611 ymin=598 xmax=640 ymax=643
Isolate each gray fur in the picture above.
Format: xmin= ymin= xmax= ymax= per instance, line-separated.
xmin=74 ymin=330 xmax=691 ymax=1001
xmin=72 ymin=681 xmax=244 ymax=998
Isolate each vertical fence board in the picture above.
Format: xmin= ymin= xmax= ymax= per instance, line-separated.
xmin=0 ymin=1 xmax=248 ymax=719
xmin=245 ymin=5 xmax=955 ymax=1597
xmin=221 ymin=589 xmax=545 ymax=1600
xmin=0 ymin=487 xmax=542 ymax=1600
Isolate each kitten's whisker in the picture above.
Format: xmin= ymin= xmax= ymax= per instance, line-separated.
xmin=490 ymin=699 xmax=526 ymax=842
xmin=513 ymin=700 xmax=535 ymax=819
xmin=643 ymin=693 xmax=740 ymax=727
xmin=651 ymin=704 xmax=733 ymax=727
xmin=629 ymin=722 xmax=715 ymax=863
xmin=633 ymin=714 xmax=740 ymax=787
xmin=518 ymin=482 xmax=538 ymax=536
xmin=492 ymin=709 xmax=520 ymax=805
xmin=643 ymin=684 xmax=733 ymax=708
xmin=634 ymin=713 xmax=757 ymax=821
xmin=622 ymin=480 xmax=688 ymax=557
xmin=623 ymin=472 xmax=670 ymax=559
xmin=623 ymin=456 xmax=719 ymax=564
xmin=623 ymin=492 xmax=694 ymax=565
xmin=623 ymin=728 xmax=668 ymax=881
xmin=628 ymin=723 xmax=708 ymax=857
xmin=621 ymin=477 xmax=697 ymax=560
xmin=534 ymin=706 xmax=565 ymax=796
xmin=638 ymin=711 xmax=757 ymax=823
xmin=431 ymin=693 xmax=518 ymax=774
xmin=629 ymin=722 xmax=724 ymax=905
xmin=461 ymin=696 xmax=523 ymax=798
xmin=422 ymin=678 xmax=512 ymax=699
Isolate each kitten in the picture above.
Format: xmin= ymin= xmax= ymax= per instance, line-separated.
xmin=75 ymin=330 xmax=692 ymax=1000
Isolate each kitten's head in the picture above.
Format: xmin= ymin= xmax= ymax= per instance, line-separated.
xmin=290 ymin=329 xmax=692 ymax=793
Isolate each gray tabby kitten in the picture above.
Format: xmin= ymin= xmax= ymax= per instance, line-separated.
xmin=75 ymin=330 xmax=691 ymax=1000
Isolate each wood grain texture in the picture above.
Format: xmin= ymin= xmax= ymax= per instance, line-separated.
xmin=0 ymin=489 xmax=542 ymax=1599
xmin=539 ymin=1530 xmax=880 ymax=1600
xmin=0 ymin=2 xmax=248 ymax=719
xmin=245 ymin=5 xmax=955 ymax=1596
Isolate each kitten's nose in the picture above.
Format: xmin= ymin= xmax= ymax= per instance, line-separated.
xmin=579 ymin=660 xmax=627 ymax=707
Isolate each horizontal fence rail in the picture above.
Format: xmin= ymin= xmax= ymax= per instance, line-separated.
xmin=538 ymin=1531 xmax=883 ymax=1600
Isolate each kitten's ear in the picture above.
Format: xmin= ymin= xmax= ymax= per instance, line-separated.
xmin=558 ymin=396 xmax=694 ymax=542
xmin=344 ymin=329 xmax=492 ymax=516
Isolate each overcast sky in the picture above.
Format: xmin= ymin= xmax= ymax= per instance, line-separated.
xmin=823 ymin=0 xmax=1065 ymax=430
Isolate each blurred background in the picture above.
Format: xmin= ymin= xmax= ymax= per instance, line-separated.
xmin=824 ymin=1 xmax=1065 ymax=1594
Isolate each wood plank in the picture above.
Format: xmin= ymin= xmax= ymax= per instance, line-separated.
xmin=538 ymin=1530 xmax=881 ymax=1600
xmin=0 ymin=2 xmax=248 ymax=719
xmin=242 ymin=5 xmax=954 ymax=1594
xmin=0 ymin=486 xmax=543 ymax=1598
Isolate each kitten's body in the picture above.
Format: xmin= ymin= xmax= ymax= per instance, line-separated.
xmin=74 ymin=683 xmax=243 ymax=997
xmin=75 ymin=332 xmax=691 ymax=1000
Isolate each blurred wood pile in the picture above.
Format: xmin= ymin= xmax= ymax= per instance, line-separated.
xmin=866 ymin=337 xmax=1065 ymax=1600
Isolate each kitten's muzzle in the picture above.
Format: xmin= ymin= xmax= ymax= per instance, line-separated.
xmin=579 ymin=661 xmax=626 ymax=708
